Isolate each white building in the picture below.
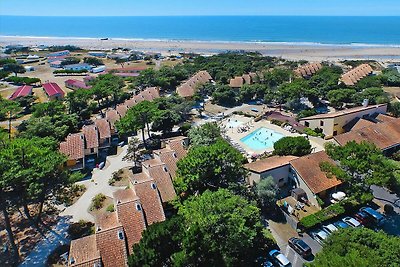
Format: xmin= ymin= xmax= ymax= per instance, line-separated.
xmin=63 ymin=63 xmax=92 ymax=71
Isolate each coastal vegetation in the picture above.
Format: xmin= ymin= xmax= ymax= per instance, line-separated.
xmin=273 ymin=136 xmax=312 ymax=157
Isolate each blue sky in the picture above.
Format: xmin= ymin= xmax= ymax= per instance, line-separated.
xmin=1 ymin=0 xmax=399 ymax=16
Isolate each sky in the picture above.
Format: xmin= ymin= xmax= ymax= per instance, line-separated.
xmin=1 ymin=0 xmax=399 ymax=16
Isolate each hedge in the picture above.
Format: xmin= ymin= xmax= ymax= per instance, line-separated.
xmin=299 ymin=203 xmax=345 ymax=229
xmin=53 ymin=69 xmax=88 ymax=74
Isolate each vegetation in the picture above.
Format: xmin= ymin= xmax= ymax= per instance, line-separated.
xmin=254 ymin=176 xmax=279 ymax=209
xmin=380 ymin=68 xmax=400 ymax=86
xmin=0 ymin=96 xmax=22 ymax=138
xmin=273 ymin=136 xmax=312 ymax=156
xmin=60 ymin=57 xmax=81 ymax=66
xmin=48 ymin=45 xmax=82 ymax=52
xmin=175 ymin=139 xmax=247 ymax=196
xmin=187 ymin=122 xmax=221 ymax=147
xmin=129 ymin=189 xmax=274 ymax=267
xmin=304 ymin=127 xmax=325 ymax=138
xmin=389 ymin=102 xmax=400 ymax=118
xmin=83 ymin=57 xmax=104 ymax=66
xmin=90 ymin=193 xmax=107 ymax=210
xmin=299 ymin=202 xmax=346 ymax=229
xmin=53 ymin=69 xmax=88 ymax=74
xmin=3 ymin=63 xmax=26 ymax=76
xmin=309 ymin=228 xmax=400 ymax=267
xmin=6 ymin=76 xmax=41 ymax=85
xmin=68 ymin=220 xmax=95 ymax=240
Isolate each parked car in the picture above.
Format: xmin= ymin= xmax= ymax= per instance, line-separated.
xmin=354 ymin=211 xmax=372 ymax=225
xmin=334 ymin=220 xmax=350 ymax=229
xmin=360 ymin=207 xmax=386 ymax=226
xmin=263 ymin=261 xmax=274 ymax=267
xmin=268 ymin=249 xmax=291 ymax=267
xmin=288 ymin=237 xmax=312 ymax=258
xmin=311 ymin=230 xmax=328 ymax=245
xmin=343 ymin=217 xmax=362 ymax=228
xmin=322 ymin=224 xmax=338 ymax=235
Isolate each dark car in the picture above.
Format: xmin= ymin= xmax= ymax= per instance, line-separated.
xmin=354 ymin=211 xmax=372 ymax=225
xmin=288 ymin=237 xmax=312 ymax=258
xmin=334 ymin=220 xmax=350 ymax=229
xmin=360 ymin=207 xmax=386 ymax=226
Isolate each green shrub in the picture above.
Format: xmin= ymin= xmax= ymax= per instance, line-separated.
xmin=53 ymin=69 xmax=88 ymax=74
xmin=91 ymin=193 xmax=106 ymax=210
xmin=299 ymin=203 xmax=346 ymax=229
xmin=304 ymin=127 xmax=325 ymax=138
xmin=270 ymin=119 xmax=283 ymax=126
xmin=68 ymin=220 xmax=95 ymax=239
xmin=106 ymin=204 xmax=115 ymax=212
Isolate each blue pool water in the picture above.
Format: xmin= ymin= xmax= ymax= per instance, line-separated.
xmin=240 ymin=127 xmax=284 ymax=151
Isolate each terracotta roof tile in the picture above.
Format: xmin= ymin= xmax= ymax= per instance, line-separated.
xmin=131 ymin=179 xmax=166 ymax=225
xmin=163 ymin=136 xmax=188 ymax=160
xmin=154 ymin=148 xmax=179 ymax=178
xmin=229 ymin=76 xmax=244 ymax=88
xmin=341 ymin=64 xmax=373 ymax=86
xmin=95 ymin=224 xmax=128 ymax=267
xmin=351 ymin=118 xmax=376 ymax=131
xmin=176 ymin=70 xmax=212 ymax=98
xmin=375 ymin=113 xmax=396 ymax=123
xmin=142 ymin=159 xmax=176 ymax=203
xmin=244 ymin=156 xmax=299 ymax=173
xmin=59 ymin=133 xmax=85 ymax=160
xmin=294 ymin=62 xmax=323 ymax=78
xmin=334 ymin=118 xmax=400 ymax=150
xmin=69 ymin=235 xmax=101 ymax=267
xmin=9 ymin=85 xmax=33 ymax=100
xmin=106 ymin=109 xmax=121 ymax=126
xmin=116 ymin=104 xmax=128 ymax=117
xmin=83 ymin=125 xmax=99 ymax=149
xmin=290 ymin=151 xmax=342 ymax=194
xmin=95 ymin=118 xmax=111 ymax=139
xmin=114 ymin=189 xmax=146 ymax=254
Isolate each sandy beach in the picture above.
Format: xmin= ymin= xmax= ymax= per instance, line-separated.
xmin=1 ymin=36 xmax=400 ymax=62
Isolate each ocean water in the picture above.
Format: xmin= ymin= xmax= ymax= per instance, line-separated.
xmin=0 ymin=16 xmax=400 ymax=45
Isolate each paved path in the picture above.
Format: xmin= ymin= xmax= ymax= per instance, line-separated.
xmin=60 ymin=145 xmax=131 ymax=222
xmin=19 ymin=217 xmax=70 ymax=267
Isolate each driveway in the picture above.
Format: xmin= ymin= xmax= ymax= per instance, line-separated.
xmin=60 ymin=145 xmax=131 ymax=222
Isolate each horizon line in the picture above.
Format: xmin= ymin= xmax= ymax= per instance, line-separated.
xmin=1 ymin=14 xmax=400 ymax=17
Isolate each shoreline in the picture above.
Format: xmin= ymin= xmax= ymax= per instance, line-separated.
xmin=2 ymin=35 xmax=400 ymax=61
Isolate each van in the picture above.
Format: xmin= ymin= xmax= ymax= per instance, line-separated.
xmin=360 ymin=207 xmax=386 ymax=226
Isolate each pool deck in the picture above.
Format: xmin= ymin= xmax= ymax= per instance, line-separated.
xmin=220 ymin=115 xmax=325 ymax=156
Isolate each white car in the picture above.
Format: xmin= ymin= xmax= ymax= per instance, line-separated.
xmin=312 ymin=230 xmax=328 ymax=245
xmin=322 ymin=224 xmax=338 ymax=235
xmin=343 ymin=217 xmax=362 ymax=228
xmin=268 ymin=249 xmax=291 ymax=267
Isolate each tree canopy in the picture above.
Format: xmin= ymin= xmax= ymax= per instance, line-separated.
xmin=175 ymin=138 xmax=247 ymax=196
xmin=187 ymin=122 xmax=221 ymax=147
xmin=273 ymin=136 xmax=312 ymax=157
xmin=309 ymin=228 xmax=400 ymax=267
xmin=129 ymin=189 xmax=274 ymax=267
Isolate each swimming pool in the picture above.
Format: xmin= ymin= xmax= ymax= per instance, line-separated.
xmin=240 ymin=127 xmax=284 ymax=151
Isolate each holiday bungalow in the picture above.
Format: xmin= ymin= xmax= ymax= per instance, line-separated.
xmin=294 ymin=62 xmax=323 ymax=78
xmin=95 ymin=119 xmax=112 ymax=149
xmin=59 ymin=133 xmax=85 ymax=171
xmin=83 ymin=125 xmax=100 ymax=157
xmin=9 ymin=85 xmax=33 ymax=100
xmin=63 ymin=63 xmax=92 ymax=72
xmin=340 ymin=64 xmax=373 ymax=86
xmin=47 ymin=50 xmax=70 ymax=57
xmin=299 ymin=104 xmax=387 ymax=139
xmin=42 ymin=82 xmax=65 ymax=100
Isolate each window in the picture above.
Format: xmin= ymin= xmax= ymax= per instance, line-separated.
xmin=151 ymin=183 xmax=157 ymax=190
xmin=136 ymin=204 xmax=142 ymax=211
xmin=117 ymin=230 xmax=124 ymax=240
xmin=173 ymin=153 xmax=177 ymax=158
xmin=305 ymin=121 xmax=310 ymax=127
xmin=163 ymin=166 xmax=168 ymax=172
xmin=70 ymin=257 xmax=75 ymax=265
xmin=333 ymin=130 xmax=338 ymax=136
xmin=279 ymin=178 xmax=284 ymax=183
xmin=90 ymin=148 xmax=94 ymax=153
xmin=320 ymin=120 xmax=324 ymax=126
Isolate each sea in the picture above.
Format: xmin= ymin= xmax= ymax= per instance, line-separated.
xmin=1 ymin=16 xmax=400 ymax=46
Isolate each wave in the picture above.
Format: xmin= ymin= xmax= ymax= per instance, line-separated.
xmin=1 ymin=35 xmax=400 ymax=48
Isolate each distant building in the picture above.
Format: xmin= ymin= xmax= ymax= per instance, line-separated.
xmin=91 ymin=65 xmax=106 ymax=73
xmin=49 ymin=60 xmax=63 ymax=68
xmin=334 ymin=117 xmax=400 ymax=156
xmin=65 ymin=79 xmax=92 ymax=90
xmin=228 ymin=73 xmax=257 ymax=89
xmin=88 ymin=51 xmax=107 ymax=57
xmin=176 ymin=70 xmax=213 ymax=99
xmin=63 ymin=63 xmax=92 ymax=71
xmin=82 ymin=125 xmax=100 ymax=157
xmin=340 ymin=64 xmax=373 ymax=86
xmin=47 ymin=50 xmax=70 ymax=57
xmin=95 ymin=119 xmax=112 ymax=149
xmin=244 ymin=155 xmax=299 ymax=186
xmin=9 ymin=85 xmax=33 ymax=100
xmin=42 ymin=82 xmax=65 ymax=100
xmin=299 ymin=104 xmax=387 ymax=138
xmin=294 ymin=62 xmax=323 ymax=78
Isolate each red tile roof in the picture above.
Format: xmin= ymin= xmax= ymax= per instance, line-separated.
xmin=65 ymin=79 xmax=92 ymax=89
xmin=376 ymin=113 xmax=396 ymax=123
xmin=83 ymin=125 xmax=99 ymax=149
xmin=351 ymin=118 xmax=376 ymax=131
xmin=114 ymin=189 xmax=146 ymax=254
xmin=69 ymin=235 xmax=101 ymax=267
xmin=334 ymin=118 xmax=400 ymax=150
xmin=164 ymin=136 xmax=188 ymax=160
xmin=9 ymin=85 xmax=33 ymax=100
xmin=176 ymin=70 xmax=212 ymax=98
xmin=95 ymin=223 xmax=128 ymax=267
xmin=106 ymin=109 xmax=121 ymax=126
xmin=116 ymin=104 xmax=128 ymax=117
xmin=95 ymin=119 xmax=111 ymax=139
xmin=341 ymin=64 xmax=373 ymax=86
xmin=131 ymin=179 xmax=166 ymax=225
xmin=59 ymin=133 xmax=85 ymax=160
xmin=290 ymin=151 xmax=342 ymax=194
xmin=229 ymin=76 xmax=244 ymax=88
xmin=42 ymin=82 xmax=65 ymax=97
xmin=294 ymin=63 xmax=323 ymax=78
xmin=244 ymin=156 xmax=299 ymax=173
xmin=142 ymin=159 xmax=176 ymax=203
xmin=154 ymin=148 xmax=179 ymax=178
